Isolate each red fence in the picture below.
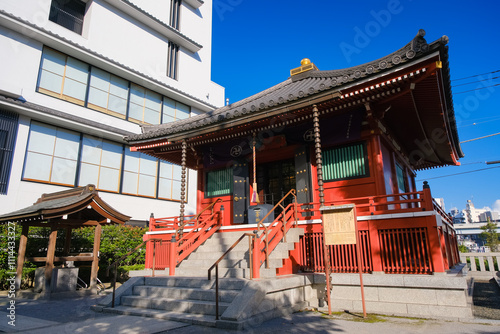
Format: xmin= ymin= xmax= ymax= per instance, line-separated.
xmin=298 ymin=227 xmax=434 ymax=274
xmin=299 ymin=230 xmax=372 ymax=273
xmin=144 ymin=187 xmax=460 ymax=275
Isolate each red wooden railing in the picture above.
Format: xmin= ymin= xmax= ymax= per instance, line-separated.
xmin=299 ymin=230 xmax=372 ymax=273
xmin=144 ymin=200 xmax=223 ymax=273
xmin=252 ymin=189 xmax=298 ymax=278
xmin=298 ymin=189 xmax=431 ymax=219
xmin=295 ymin=186 xmax=460 ymax=275
xmin=144 ymin=186 xmax=460 ymax=276
xmin=379 ymin=227 xmax=432 ymax=274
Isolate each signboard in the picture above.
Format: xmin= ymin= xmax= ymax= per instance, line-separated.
xmin=321 ymin=204 xmax=357 ymax=245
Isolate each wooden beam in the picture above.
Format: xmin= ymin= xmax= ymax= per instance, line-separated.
xmin=90 ymin=223 xmax=102 ymax=290
xmin=15 ymin=225 xmax=29 ymax=290
xmin=27 ymin=256 xmax=94 ymax=262
xmin=63 ymin=227 xmax=72 ymax=256
xmin=44 ymin=226 xmax=58 ymax=294
xmin=17 ymin=220 xmax=100 ymax=228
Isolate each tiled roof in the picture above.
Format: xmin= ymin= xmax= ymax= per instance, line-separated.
xmin=0 ymin=185 xmax=131 ymax=223
xmin=127 ymin=30 xmax=449 ymax=143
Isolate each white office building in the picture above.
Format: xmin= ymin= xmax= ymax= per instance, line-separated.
xmin=451 ymin=200 xmax=500 ymax=249
xmin=0 ymin=0 xmax=224 ymax=222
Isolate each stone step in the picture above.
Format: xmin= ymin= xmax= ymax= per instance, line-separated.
xmin=178 ymin=256 xmax=283 ymax=270
xmin=100 ymin=305 xmax=217 ymax=327
xmin=133 ymin=285 xmax=239 ymax=303
xmin=176 ymin=266 xmax=277 ymax=279
xmin=144 ymin=276 xmax=246 ymax=290
xmin=184 ymin=249 xmax=250 ymax=261
xmin=121 ymin=295 xmax=229 ymax=316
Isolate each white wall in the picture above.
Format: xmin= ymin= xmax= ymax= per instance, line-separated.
xmin=0 ymin=0 xmax=223 ymax=221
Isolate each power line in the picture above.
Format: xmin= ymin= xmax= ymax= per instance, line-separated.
xmin=452 ymin=75 xmax=500 ymax=87
xmin=459 ymin=116 xmax=500 ymax=128
xmin=416 ymin=165 xmax=500 ymax=181
xmin=452 ymin=69 xmax=500 ymax=81
xmin=460 ymin=132 xmax=500 ymax=143
xmin=454 ymin=83 xmax=500 ymax=95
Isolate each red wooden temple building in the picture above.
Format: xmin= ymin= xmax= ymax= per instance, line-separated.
xmin=125 ymin=30 xmax=461 ymax=280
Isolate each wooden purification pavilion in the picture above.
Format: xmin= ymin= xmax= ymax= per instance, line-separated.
xmin=0 ymin=185 xmax=130 ymax=294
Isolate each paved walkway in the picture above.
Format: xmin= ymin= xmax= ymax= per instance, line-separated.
xmin=1 ymin=287 xmax=500 ymax=334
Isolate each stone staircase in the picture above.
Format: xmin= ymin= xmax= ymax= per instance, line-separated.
xmin=176 ymin=227 xmax=304 ymax=278
xmin=93 ymin=227 xmax=315 ymax=329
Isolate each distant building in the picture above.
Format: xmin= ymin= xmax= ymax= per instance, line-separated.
xmin=451 ymin=200 xmax=500 ymax=249
xmin=0 ymin=0 xmax=224 ymax=223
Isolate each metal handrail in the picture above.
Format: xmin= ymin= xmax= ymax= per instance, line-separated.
xmin=207 ymin=232 xmax=256 ymax=320
xmin=107 ymin=238 xmax=162 ymax=308
xmin=255 ymin=189 xmax=297 ymax=268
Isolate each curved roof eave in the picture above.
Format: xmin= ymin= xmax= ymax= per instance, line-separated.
xmin=126 ymin=30 xmax=457 ymax=149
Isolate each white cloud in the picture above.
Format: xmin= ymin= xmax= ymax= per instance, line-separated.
xmin=492 ymin=200 xmax=500 ymax=213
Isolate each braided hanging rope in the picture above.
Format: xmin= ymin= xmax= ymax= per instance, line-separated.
xmin=252 ymin=133 xmax=259 ymax=203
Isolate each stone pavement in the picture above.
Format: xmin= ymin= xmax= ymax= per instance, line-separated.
xmin=1 ymin=290 xmax=500 ymax=334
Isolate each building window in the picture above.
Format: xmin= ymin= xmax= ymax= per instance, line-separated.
xmin=169 ymin=0 xmax=182 ymax=30
xmin=87 ymin=67 xmax=129 ymax=118
xmin=322 ymin=142 xmax=369 ymax=182
xmin=122 ymin=150 xmax=158 ymax=197
xmin=23 ymin=121 xmax=80 ymax=186
xmin=205 ymin=168 xmax=232 ymax=197
xmin=37 ymin=47 xmax=190 ymax=124
xmin=22 ymin=121 xmax=184 ymax=201
xmin=162 ymin=97 xmax=190 ymax=123
xmin=167 ymin=42 xmax=179 ymax=80
xmin=128 ymin=84 xmax=162 ymax=124
xmin=49 ymin=0 xmax=87 ymax=35
xmin=37 ymin=48 xmax=89 ymax=106
xmin=0 ymin=110 xmax=19 ymax=195
xmin=78 ymin=135 xmax=123 ymax=192
xmin=396 ymin=163 xmax=408 ymax=193
xmin=158 ymin=161 xmax=182 ymax=200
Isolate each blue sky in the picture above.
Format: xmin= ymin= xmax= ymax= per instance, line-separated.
xmin=211 ymin=0 xmax=500 ymax=213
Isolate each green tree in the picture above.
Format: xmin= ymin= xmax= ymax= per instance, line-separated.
xmin=480 ymin=218 xmax=499 ymax=252
xmin=0 ymin=223 xmax=147 ymax=289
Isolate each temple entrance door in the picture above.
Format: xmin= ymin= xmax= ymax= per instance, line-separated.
xmin=257 ymin=159 xmax=296 ymax=208
xmin=232 ymin=160 xmax=249 ymax=224
xmin=294 ymin=146 xmax=312 ymax=204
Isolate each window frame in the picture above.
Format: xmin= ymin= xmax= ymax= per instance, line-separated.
xmin=87 ymin=67 xmax=129 ymax=119
xmin=37 ymin=48 xmax=90 ymax=106
xmin=22 ymin=120 xmax=185 ymax=201
xmin=0 ymin=110 xmax=19 ymax=195
xmin=167 ymin=41 xmax=179 ymax=80
xmin=205 ymin=167 xmax=233 ymax=198
xmin=322 ymin=141 xmax=370 ymax=182
xmin=48 ymin=0 xmax=87 ymax=35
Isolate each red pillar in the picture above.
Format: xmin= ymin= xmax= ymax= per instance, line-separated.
xmin=368 ymin=221 xmax=383 ymax=272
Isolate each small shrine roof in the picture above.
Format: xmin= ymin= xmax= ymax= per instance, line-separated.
xmin=0 ymin=185 xmax=131 ymax=225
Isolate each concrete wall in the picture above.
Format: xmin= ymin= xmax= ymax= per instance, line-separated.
xmin=311 ymin=266 xmax=473 ymax=321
